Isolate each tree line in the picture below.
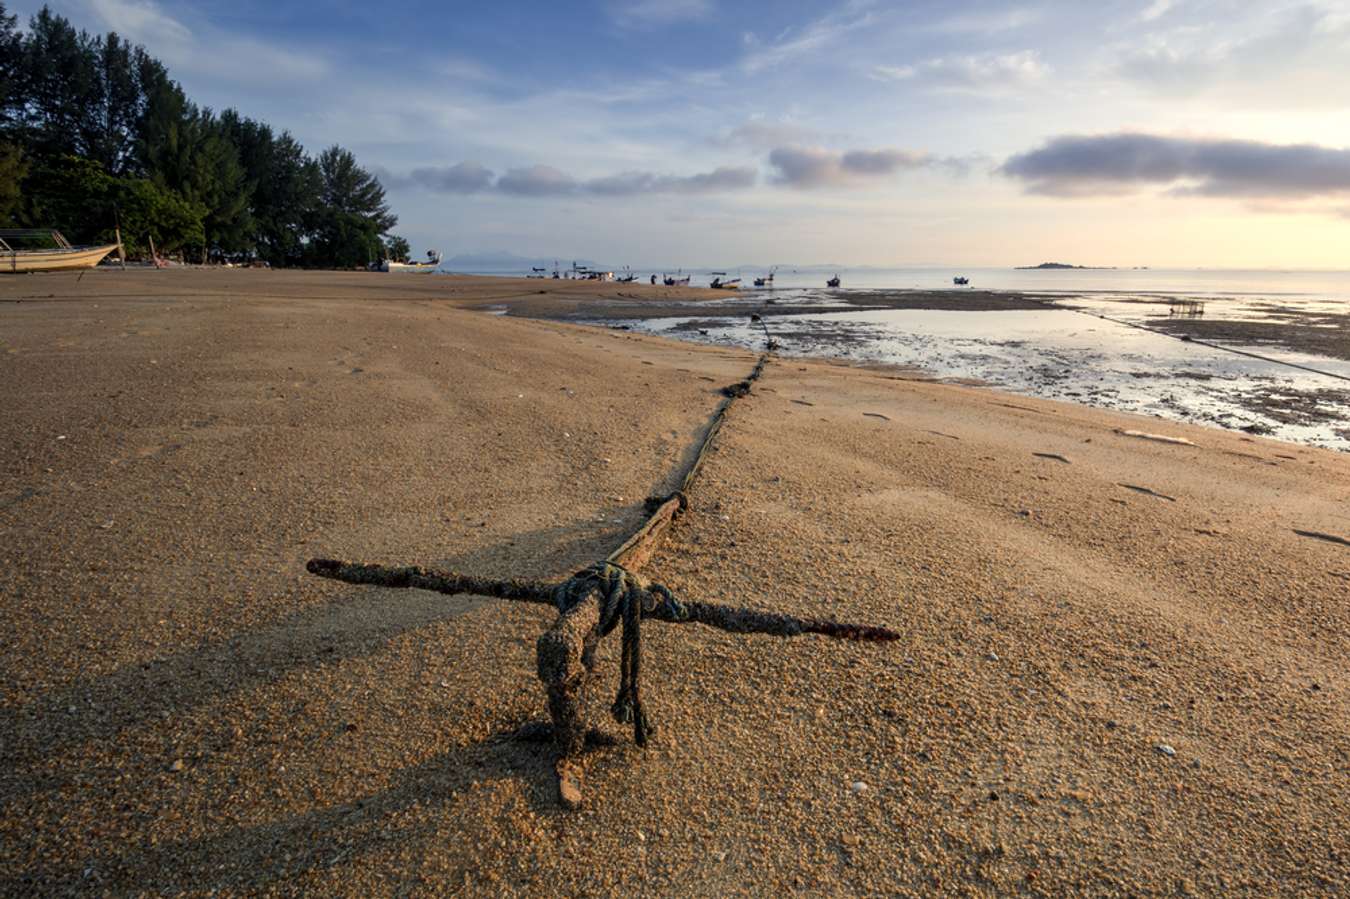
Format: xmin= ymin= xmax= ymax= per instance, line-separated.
xmin=0 ymin=3 xmax=410 ymax=266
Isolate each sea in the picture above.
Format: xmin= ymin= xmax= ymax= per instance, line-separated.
xmin=458 ymin=265 xmax=1350 ymax=302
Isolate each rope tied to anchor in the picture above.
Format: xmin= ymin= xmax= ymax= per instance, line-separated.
xmin=552 ymin=561 xmax=688 ymax=745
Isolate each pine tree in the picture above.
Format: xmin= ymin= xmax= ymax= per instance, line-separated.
xmin=3 ymin=4 xmax=397 ymax=266
xmin=0 ymin=2 xmax=21 ymax=130
xmin=309 ymin=146 xmax=397 ymax=267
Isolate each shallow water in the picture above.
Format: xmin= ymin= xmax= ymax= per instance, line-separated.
xmin=613 ymin=306 xmax=1350 ymax=452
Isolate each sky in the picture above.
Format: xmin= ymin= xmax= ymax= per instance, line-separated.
xmin=15 ymin=0 xmax=1350 ymax=267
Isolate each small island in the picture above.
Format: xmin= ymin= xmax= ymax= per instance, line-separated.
xmin=1015 ymin=262 xmax=1117 ymax=270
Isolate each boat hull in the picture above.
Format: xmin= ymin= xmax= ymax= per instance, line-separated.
xmin=383 ymin=261 xmax=440 ymax=274
xmin=3 ymin=244 xmax=118 ymax=273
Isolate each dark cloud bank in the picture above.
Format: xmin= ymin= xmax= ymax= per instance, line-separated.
xmin=766 ymin=146 xmax=931 ymax=187
xmin=1003 ymin=134 xmax=1350 ymax=199
xmin=383 ymin=161 xmax=757 ymax=197
xmin=377 ymin=144 xmax=947 ymax=198
xmin=377 ymin=135 xmax=1350 ymax=204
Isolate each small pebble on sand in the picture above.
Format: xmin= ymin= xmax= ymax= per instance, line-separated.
xmin=1157 ymin=744 xmax=1177 ymax=757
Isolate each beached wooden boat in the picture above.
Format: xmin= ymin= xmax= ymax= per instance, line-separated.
xmin=1 ymin=229 xmax=119 ymax=273
xmin=381 ymin=250 xmax=441 ymax=273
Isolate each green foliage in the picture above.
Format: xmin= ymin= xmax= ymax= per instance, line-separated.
xmin=178 ymin=111 xmax=251 ymax=256
xmin=18 ymin=154 xmax=114 ymax=239
xmin=15 ymin=8 xmax=97 ymax=160
xmin=221 ymin=110 xmax=322 ymax=266
xmin=384 ymin=235 xmax=411 ymax=263
xmin=2 ymin=4 xmax=400 ymax=267
xmin=307 ymin=210 xmax=383 ymax=269
xmin=0 ymin=3 xmax=21 ymax=128
xmin=17 ymin=152 xmax=205 ymax=255
xmin=317 ymin=145 xmax=397 ymax=233
xmin=307 ymin=146 xmax=398 ymax=268
xmin=87 ymin=32 xmax=144 ymax=175
xmin=112 ymin=178 xmax=206 ymax=256
xmin=0 ymin=141 xmax=26 ymax=223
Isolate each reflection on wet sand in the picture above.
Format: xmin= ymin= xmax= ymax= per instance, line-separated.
xmin=581 ymin=290 xmax=1350 ymax=452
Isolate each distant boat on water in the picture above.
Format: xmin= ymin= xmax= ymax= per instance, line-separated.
xmin=710 ymin=272 xmax=740 ymax=289
xmin=381 ymin=249 xmax=441 ymax=273
xmin=953 ymin=276 xmax=969 ymax=286
xmin=826 ymin=275 xmax=841 ymax=288
xmin=663 ymin=272 xmax=690 ymax=286
xmin=754 ymin=266 xmax=777 ymax=287
xmin=1 ymin=229 xmax=119 ymax=273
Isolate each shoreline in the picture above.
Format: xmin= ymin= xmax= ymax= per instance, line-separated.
xmin=460 ymin=279 xmax=1350 ymax=453
xmin=2 ymin=270 xmax=1348 ymax=894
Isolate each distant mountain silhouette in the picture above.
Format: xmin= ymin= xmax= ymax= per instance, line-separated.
xmin=1015 ymin=262 xmax=1116 ymax=270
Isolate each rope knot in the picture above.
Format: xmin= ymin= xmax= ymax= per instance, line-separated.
xmin=550 ymin=561 xmax=687 ymax=746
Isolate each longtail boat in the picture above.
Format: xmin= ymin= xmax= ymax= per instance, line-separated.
xmin=380 ymin=249 xmax=441 ymax=273
xmin=1 ymin=229 xmax=119 ymax=273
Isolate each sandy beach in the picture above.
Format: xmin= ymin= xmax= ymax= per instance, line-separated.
xmin=2 ymin=270 xmax=1348 ymax=895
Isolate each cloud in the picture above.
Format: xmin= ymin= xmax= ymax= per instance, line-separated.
xmin=1139 ymin=0 xmax=1174 ymax=23
xmin=496 ymin=165 xmax=579 ymax=196
xmin=873 ymin=50 xmax=1048 ymax=91
xmin=87 ymin=0 xmax=189 ymax=44
xmin=436 ymin=56 xmax=498 ymax=83
xmin=767 ymin=145 xmax=931 ymax=188
xmin=379 ymin=161 xmax=754 ymax=197
xmin=384 ymin=147 xmax=957 ymax=197
xmin=1114 ymin=4 xmax=1350 ymax=106
xmin=610 ymin=0 xmax=713 ymax=29
xmin=924 ymin=7 xmax=1042 ymax=35
xmin=585 ymin=166 xmax=756 ymax=195
xmin=740 ymin=1 xmax=875 ymax=73
xmin=1002 ymin=133 xmax=1350 ymax=200
xmin=81 ymin=0 xmax=329 ymax=84
xmin=712 ymin=120 xmax=822 ymax=151
xmin=378 ymin=161 xmax=496 ymax=193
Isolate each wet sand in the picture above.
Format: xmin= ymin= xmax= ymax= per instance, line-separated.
xmin=530 ymin=285 xmax=1350 ymax=451
xmin=2 ymin=270 xmax=1348 ymax=895
xmin=491 ymin=285 xmax=1056 ymax=321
